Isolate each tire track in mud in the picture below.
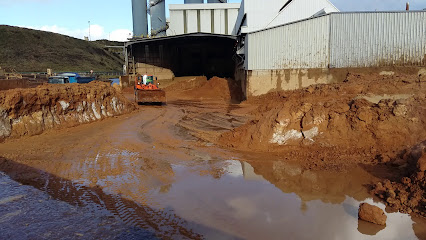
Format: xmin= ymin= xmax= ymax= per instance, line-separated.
xmin=0 ymin=100 xmax=250 ymax=239
xmin=0 ymin=156 xmax=203 ymax=239
xmin=0 ymin=104 xmax=206 ymax=239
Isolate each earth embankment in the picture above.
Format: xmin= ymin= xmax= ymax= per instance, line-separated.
xmin=219 ymin=72 xmax=426 ymax=169
xmin=0 ymin=82 xmax=135 ymax=141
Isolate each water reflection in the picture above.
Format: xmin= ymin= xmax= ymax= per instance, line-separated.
xmin=150 ymin=160 xmax=421 ymax=240
xmin=1 ymin=150 xmax=424 ymax=239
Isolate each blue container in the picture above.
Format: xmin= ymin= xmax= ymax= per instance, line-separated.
xmin=68 ymin=76 xmax=77 ymax=83
xmin=48 ymin=76 xmax=69 ymax=84
xmin=77 ymin=77 xmax=95 ymax=84
xmin=58 ymin=73 xmax=80 ymax=83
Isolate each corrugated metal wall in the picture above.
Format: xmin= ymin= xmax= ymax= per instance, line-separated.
xmin=247 ymin=15 xmax=330 ymax=70
xmin=168 ymin=4 xmax=240 ymax=35
xmin=246 ymin=11 xmax=426 ymax=70
xmin=330 ymin=12 xmax=426 ymax=68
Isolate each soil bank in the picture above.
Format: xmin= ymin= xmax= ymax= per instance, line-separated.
xmin=218 ymin=72 xmax=426 ymax=170
xmin=0 ymin=81 xmax=135 ymax=141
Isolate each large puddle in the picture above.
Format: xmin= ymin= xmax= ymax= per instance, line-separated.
xmin=0 ymin=103 xmax=424 ymax=239
xmin=1 ymin=150 xmax=424 ymax=239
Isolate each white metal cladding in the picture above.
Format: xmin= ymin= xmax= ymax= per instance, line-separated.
xmin=247 ymin=15 xmax=330 ymax=70
xmin=267 ymin=0 xmax=338 ymax=29
xmin=168 ymin=3 xmax=240 ymax=35
xmin=330 ymin=12 xmax=426 ymax=68
xmin=200 ymin=10 xmax=212 ymax=33
xmin=233 ymin=0 xmax=286 ymax=35
xmin=246 ymin=11 xmax=426 ymax=70
xmin=187 ymin=10 xmax=198 ymax=33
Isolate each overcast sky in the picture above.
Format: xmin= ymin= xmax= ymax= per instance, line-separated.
xmin=0 ymin=0 xmax=424 ymax=41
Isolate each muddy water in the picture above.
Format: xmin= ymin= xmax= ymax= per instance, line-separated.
xmin=0 ymin=101 xmax=425 ymax=239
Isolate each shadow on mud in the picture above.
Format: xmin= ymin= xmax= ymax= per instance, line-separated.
xmin=0 ymin=157 xmax=241 ymax=239
xmin=137 ymin=102 xmax=165 ymax=106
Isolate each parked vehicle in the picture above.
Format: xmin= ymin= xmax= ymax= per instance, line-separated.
xmin=48 ymin=72 xmax=96 ymax=84
xmin=48 ymin=76 xmax=69 ymax=84
xmin=58 ymin=73 xmax=78 ymax=83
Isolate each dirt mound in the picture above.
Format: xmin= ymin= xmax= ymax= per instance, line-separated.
xmin=164 ymin=76 xmax=207 ymax=92
xmin=187 ymin=77 xmax=233 ymax=101
xmin=165 ymin=76 xmax=243 ymax=103
xmin=371 ymin=142 xmax=426 ymax=217
xmin=218 ymin=72 xmax=426 ymax=168
xmin=0 ymin=82 xmax=135 ymax=141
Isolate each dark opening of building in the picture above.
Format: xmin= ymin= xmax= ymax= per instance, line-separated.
xmin=126 ymin=33 xmax=236 ymax=79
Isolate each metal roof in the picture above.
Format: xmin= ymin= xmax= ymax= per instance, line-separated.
xmin=126 ymin=32 xmax=237 ymax=47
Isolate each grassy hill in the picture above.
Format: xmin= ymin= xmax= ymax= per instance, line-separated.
xmin=0 ymin=25 xmax=125 ymax=72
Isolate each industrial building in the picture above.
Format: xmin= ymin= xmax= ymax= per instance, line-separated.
xmin=167 ymin=3 xmax=240 ymax=35
xmin=126 ymin=0 xmax=426 ymax=99
xmin=238 ymin=10 xmax=426 ymax=97
xmin=132 ymin=0 xmax=167 ymax=37
xmin=126 ymin=0 xmax=238 ymax=81
xmin=232 ymin=0 xmax=338 ymax=35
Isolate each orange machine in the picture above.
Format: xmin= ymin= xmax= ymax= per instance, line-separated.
xmin=134 ymin=74 xmax=166 ymax=104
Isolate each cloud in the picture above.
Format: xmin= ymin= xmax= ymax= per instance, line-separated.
xmin=20 ymin=24 xmax=132 ymax=42
xmin=109 ymin=29 xmax=133 ymax=42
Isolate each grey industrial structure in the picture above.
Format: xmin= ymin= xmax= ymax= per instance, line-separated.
xmin=131 ymin=0 xmax=148 ymax=37
xmin=126 ymin=0 xmax=426 ymax=99
xmin=167 ymin=3 xmax=240 ymax=35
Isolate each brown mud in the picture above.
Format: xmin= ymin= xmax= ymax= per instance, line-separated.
xmin=371 ymin=142 xmax=426 ymax=217
xmin=165 ymin=76 xmax=243 ymax=103
xmin=219 ymin=73 xmax=426 ymax=170
xmin=0 ymin=74 xmax=425 ymax=238
xmin=0 ymin=81 xmax=135 ymax=141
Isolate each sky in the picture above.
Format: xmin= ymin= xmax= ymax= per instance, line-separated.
xmin=0 ymin=0 xmax=425 ymax=41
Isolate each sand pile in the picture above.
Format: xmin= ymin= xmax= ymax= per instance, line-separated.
xmin=0 ymin=81 xmax=135 ymax=141
xmin=186 ymin=76 xmax=242 ymax=102
xmin=371 ymin=141 xmax=426 ymax=217
xmin=164 ymin=76 xmax=207 ymax=92
xmin=165 ymin=76 xmax=243 ymax=103
xmin=219 ymin=72 xmax=426 ymax=168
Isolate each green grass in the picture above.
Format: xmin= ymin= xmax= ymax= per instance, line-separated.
xmin=0 ymin=25 xmax=125 ymax=72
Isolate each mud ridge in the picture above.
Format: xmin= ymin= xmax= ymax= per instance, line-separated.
xmin=0 ymin=82 xmax=135 ymax=141
xmin=371 ymin=141 xmax=426 ymax=217
xmin=218 ymin=72 xmax=426 ymax=169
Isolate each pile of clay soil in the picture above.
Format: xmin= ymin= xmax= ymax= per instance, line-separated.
xmin=165 ymin=76 xmax=243 ymax=103
xmin=219 ymin=72 xmax=426 ymax=169
xmin=371 ymin=142 xmax=426 ymax=217
xmin=0 ymin=81 xmax=135 ymax=141
xmin=164 ymin=76 xmax=208 ymax=92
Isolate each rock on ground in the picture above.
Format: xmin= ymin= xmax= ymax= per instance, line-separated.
xmin=358 ymin=203 xmax=387 ymax=225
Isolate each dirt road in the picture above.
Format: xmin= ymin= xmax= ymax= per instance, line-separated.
xmin=0 ymin=75 xmax=425 ymax=239
xmin=0 ymin=97 xmax=424 ymax=239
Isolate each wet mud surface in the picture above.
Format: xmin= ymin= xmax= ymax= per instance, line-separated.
xmin=0 ymin=97 xmax=425 ymax=239
xmin=0 ymin=75 xmax=425 ymax=239
xmin=0 ymin=172 xmax=157 ymax=239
